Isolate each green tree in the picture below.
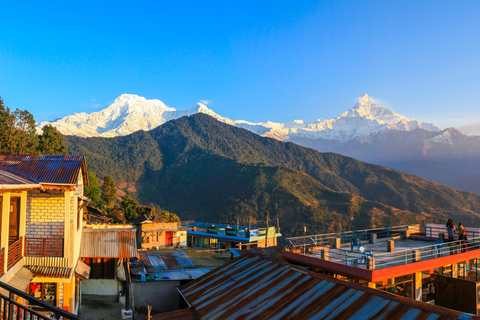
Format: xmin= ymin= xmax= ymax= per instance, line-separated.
xmin=155 ymin=209 xmax=181 ymax=222
xmin=119 ymin=195 xmax=140 ymax=221
xmin=101 ymin=175 xmax=117 ymax=207
xmin=39 ymin=125 xmax=67 ymax=154
xmin=0 ymin=96 xmax=67 ymax=155
xmin=14 ymin=109 xmax=38 ymax=154
xmin=84 ymin=172 xmax=103 ymax=208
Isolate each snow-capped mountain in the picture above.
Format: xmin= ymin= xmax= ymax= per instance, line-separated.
xmin=36 ymin=94 xmax=232 ymax=137
xmin=41 ymin=93 xmax=480 ymax=194
xmin=37 ymin=94 xmax=441 ymax=140
xmin=250 ymin=94 xmax=441 ymax=142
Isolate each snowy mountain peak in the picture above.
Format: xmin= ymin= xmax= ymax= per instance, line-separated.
xmin=36 ymin=93 xmax=442 ymax=141
xmin=356 ymin=94 xmax=373 ymax=107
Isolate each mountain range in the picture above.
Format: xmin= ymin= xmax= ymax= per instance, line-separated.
xmin=40 ymin=93 xmax=480 ymax=193
xmin=64 ymin=113 xmax=480 ymax=237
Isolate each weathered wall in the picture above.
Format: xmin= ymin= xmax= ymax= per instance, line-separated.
xmin=26 ymin=190 xmax=65 ymax=238
xmin=132 ymin=281 xmax=181 ymax=314
xmin=82 ymin=279 xmax=121 ymax=298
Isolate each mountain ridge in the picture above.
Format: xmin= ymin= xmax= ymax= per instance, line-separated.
xmin=64 ymin=113 xmax=480 ymax=236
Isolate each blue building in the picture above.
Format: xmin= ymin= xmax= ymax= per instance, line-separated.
xmin=182 ymin=222 xmax=282 ymax=250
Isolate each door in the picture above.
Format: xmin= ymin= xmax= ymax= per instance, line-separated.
xmin=165 ymin=231 xmax=173 ymax=246
xmin=9 ymin=198 xmax=20 ymax=245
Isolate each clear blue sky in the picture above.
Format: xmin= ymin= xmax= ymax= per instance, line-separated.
xmin=1 ymin=1 xmax=479 ymax=128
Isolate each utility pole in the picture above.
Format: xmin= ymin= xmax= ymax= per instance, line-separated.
xmin=303 ymin=222 xmax=306 ymax=254
xmin=265 ymin=211 xmax=269 ymax=248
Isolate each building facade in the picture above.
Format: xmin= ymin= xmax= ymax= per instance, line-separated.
xmin=0 ymin=155 xmax=90 ymax=315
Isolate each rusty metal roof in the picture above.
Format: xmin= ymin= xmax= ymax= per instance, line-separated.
xmin=178 ymin=250 xmax=479 ymax=320
xmin=0 ymin=167 xmax=42 ymax=191
xmin=81 ymin=228 xmax=138 ymax=258
xmin=26 ymin=265 xmax=72 ymax=278
xmin=0 ymin=154 xmax=88 ymax=185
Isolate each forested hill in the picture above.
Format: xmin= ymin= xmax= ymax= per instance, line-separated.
xmin=64 ymin=114 xmax=480 ymax=236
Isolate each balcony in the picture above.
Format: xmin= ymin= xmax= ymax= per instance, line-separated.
xmin=25 ymin=238 xmax=63 ymax=257
xmin=0 ymin=280 xmax=79 ymax=320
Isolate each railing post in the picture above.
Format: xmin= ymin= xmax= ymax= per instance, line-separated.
xmin=345 ymin=251 xmax=348 ymax=265
xmin=43 ymin=238 xmax=46 ymax=257
xmin=8 ymin=291 xmax=14 ymax=319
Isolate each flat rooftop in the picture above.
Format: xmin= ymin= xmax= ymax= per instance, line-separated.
xmin=286 ymin=224 xmax=480 ymax=271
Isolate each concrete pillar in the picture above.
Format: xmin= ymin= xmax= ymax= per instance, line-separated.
xmin=19 ymin=191 xmax=27 ymax=256
xmin=1 ymin=193 xmax=11 ymax=272
xmin=334 ymin=237 xmax=341 ymax=249
xmin=412 ymin=250 xmax=421 ymax=263
xmin=414 ymin=272 xmax=422 ymax=301
xmin=366 ymin=256 xmax=375 ymax=270
xmin=452 ymin=263 xmax=458 ymax=278
xmin=370 ymin=233 xmax=377 ymax=244
xmin=64 ymin=191 xmax=72 ymax=260
xmin=387 ymin=240 xmax=394 ymax=252
xmin=321 ymin=247 xmax=329 ymax=260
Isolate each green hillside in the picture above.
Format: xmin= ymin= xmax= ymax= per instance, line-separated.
xmin=64 ymin=114 xmax=480 ymax=236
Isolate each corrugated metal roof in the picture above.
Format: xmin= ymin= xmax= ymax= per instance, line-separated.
xmin=0 ymin=167 xmax=37 ymax=185
xmin=0 ymin=154 xmax=88 ymax=185
xmin=81 ymin=229 xmax=138 ymax=258
xmin=138 ymin=252 xmax=196 ymax=271
xmin=26 ymin=265 xmax=72 ymax=278
xmin=178 ymin=249 xmax=479 ymax=320
xmin=172 ymin=251 xmax=196 ymax=269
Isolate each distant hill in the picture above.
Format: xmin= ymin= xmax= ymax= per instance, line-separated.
xmin=64 ymin=114 xmax=480 ymax=237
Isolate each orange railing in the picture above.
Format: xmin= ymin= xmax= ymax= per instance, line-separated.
xmin=25 ymin=237 xmax=63 ymax=257
xmin=7 ymin=237 xmax=23 ymax=270
xmin=0 ymin=248 xmax=4 ymax=275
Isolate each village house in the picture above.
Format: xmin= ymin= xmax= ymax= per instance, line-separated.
xmin=0 ymin=154 xmax=90 ymax=316
xmin=128 ymin=215 xmax=187 ymax=249
xmin=80 ymin=223 xmax=138 ymax=312
xmin=181 ymin=221 xmax=281 ymax=250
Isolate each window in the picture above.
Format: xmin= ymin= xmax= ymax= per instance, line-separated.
xmin=84 ymin=258 xmax=115 ymax=279
xmin=29 ymin=283 xmax=57 ymax=308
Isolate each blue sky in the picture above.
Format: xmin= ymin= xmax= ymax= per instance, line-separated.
xmin=1 ymin=1 xmax=479 ymax=128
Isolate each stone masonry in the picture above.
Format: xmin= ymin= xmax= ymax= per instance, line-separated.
xmin=26 ymin=190 xmax=65 ymax=239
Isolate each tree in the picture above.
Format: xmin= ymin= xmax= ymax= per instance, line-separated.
xmin=0 ymin=96 xmax=67 ymax=155
xmin=119 ymin=195 xmax=140 ymax=221
xmin=154 ymin=209 xmax=181 ymax=222
xmin=14 ymin=109 xmax=38 ymax=154
xmin=84 ymin=172 xmax=103 ymax=209
xmin=39 ymin=125 xmax=67 ymax=154
xmin=101 ymin=175 xmax=117 ymax=207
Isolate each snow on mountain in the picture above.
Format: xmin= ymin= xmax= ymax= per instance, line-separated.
xmin=37 ymin=93 xmax=441 ymax=141
xmin=254 ymin=94 xmax=441 ymax=142
xmin=36 ymin=94 xmax=230 ymax=137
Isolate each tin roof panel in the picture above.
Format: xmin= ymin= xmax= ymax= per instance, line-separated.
xmin=0 ymin=154 xmax=87 ymax=185
xmin=177 ymin=250 xmax=479 ymax=320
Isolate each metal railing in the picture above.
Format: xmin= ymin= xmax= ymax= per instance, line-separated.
xmin=7 ymin=238 xmax=23 ymax=270
xmin=302 ymin=236 xmax=480 ymax=271
xmin=25 ymin=238 xmax=63 ymax=257
xmin=412 ymin=225 xmax=480 ymax=240
xmin=286 ymin=225 xmax=410 ymax=248
xmin=0 ymin=280 xmax=79 ymax=319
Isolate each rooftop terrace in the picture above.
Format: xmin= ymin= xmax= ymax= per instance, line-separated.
xmin=285 ymin=224 xmax=480 ymax=273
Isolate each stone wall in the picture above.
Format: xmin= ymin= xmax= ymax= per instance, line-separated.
xmin=26 ymin=190 xmax=65 ymax=238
